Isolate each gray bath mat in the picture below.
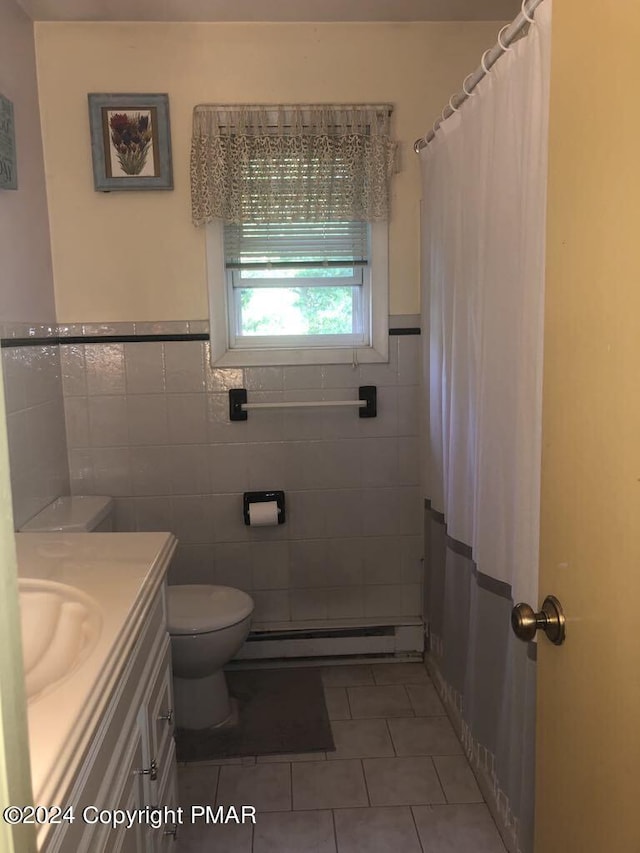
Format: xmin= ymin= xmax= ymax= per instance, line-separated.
xmin=175 ymin=667 xmax=335 ymax=762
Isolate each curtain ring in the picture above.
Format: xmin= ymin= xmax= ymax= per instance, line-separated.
xmin=432 ymin=120 xmax=441 ymax=137
xmin=448 ymin=96 xmax=459 ymax=113
xmin=462 ymin=73 xmax=476 ymax=97
xmin=521 ymin=0 xmax=535 ymax=23
xmin=497 ymin=24 xmax=512 ymax=51
xmin=480 ymin=49 xmax=492 ymax=74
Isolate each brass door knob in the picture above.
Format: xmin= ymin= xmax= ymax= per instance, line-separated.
xmin=511 ymin=595 xmax=566 ymax=645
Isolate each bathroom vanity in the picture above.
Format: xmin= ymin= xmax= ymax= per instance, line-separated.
xmin=15 ymin=532 xmax=178 ymax=852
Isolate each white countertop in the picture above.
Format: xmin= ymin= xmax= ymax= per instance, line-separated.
xmin=15 ymin=532 xmax=176 ymax=811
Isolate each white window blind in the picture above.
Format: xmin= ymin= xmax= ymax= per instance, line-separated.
xmin=224 ymin=221 xmax=369 ymax=271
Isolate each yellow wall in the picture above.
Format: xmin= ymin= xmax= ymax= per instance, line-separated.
xmin=35 ymin=21 xmax=498 ymax=322
xmin=537 ymin=2 xmax=640 ymax=850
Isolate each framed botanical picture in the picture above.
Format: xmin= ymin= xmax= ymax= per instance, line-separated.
xmin=88 ymin=93 xmax=173 ymax=191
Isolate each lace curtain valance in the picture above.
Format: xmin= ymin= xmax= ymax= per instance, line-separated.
xmin=190 ymin=104 xmax=397 ymax=226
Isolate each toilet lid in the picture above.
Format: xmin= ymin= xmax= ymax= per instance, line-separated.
xmin=167 ymin=585 xmax=254 ymax=635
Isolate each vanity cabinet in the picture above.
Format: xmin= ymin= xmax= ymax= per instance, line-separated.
xmin=41 ymin=585 xmax=178 ymax=853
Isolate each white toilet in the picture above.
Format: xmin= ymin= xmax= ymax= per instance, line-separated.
xmin=167 ymin=585 xmax=254 ymax=730
xmin=19 ymin=495 xmax=114 ymax=533
xmin=20 ymin=496 xmax=254 ymax=730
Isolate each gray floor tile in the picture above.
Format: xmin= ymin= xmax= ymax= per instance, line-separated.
xmin=334 ymin=806 xmax=422 ymax=853
xmin=412 ymin=804 xmax=507 ymax=852
xmin=371 ymin=662 xmax=430 ymax=685
xmin=178 ymin=764 xmax=219 ymax=810
xmin=216 ymin=763 xmax=291 ymax=813
xmin=434 ymin=756 xmax=483 ymax=803
xmin=406 ymin=683 xmax=446 ymax=716
xmin=253 ymin=810 xmax=336 ymax=853
xmin=347 ymin=685 xmax=413 ymax=718
xmin=363 ymin=757 xmax=446 ymax=806
xmin=387 ymin=716 xmax=463 ymax=756
xmin=257 ymin=752 xmax=326 ymax=763
xmin=176 ymin=819 xmax=253 ymax=853
xmin=292 ymin=759 xmax=369 ymax=810
xmin=327 ymin=719 xmax=395 ymax=760
xmin=325 ymin=686 xmax=351 ymax=720
xmin=322 ymin=665 xmax=375 ymax=687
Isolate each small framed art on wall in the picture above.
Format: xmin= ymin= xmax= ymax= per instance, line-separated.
xmin=88 ymin=93 xmax=173 ymax=191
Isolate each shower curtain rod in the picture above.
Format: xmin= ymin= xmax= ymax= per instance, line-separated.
xmin=413 ymin=0 xmax=545 ymax=153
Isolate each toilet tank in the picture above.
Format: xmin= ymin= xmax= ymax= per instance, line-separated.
xmin=19 ymin=496 xmax=114 ymax=533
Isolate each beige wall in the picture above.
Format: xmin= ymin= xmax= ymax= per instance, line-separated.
xmin=0 ymin=0 xmax=55 ymax=323
xmin=35 ymin=20 xmax=498 ymax=322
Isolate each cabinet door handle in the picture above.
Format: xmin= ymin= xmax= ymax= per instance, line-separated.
xmin=136 ymin=759 xmax=158 ymax=781
xmin=158 ymin=709 xmax=173 ymax=726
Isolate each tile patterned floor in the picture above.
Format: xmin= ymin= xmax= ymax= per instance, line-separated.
xmin=175 ymin=662 xmax=507 ymax=853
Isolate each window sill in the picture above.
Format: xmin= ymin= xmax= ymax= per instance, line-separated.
xmin=209 ymin=342 xmax=389 ymax=368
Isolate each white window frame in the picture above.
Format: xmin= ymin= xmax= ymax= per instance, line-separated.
xmin=206 ymin=220 xmax=389 ymax=367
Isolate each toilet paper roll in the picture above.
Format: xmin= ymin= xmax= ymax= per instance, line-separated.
xmin=248 ymin=500 xmax=279 ymax=527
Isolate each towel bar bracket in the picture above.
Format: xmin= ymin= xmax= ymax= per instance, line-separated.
xmin=358 ymin=385 xmax=377 ymax=418
xmin=229 ymin=388 xmax=248 ymax=421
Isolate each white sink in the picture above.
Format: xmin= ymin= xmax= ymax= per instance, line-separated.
xmin=18 ymin=579 xmax=102 ymax=702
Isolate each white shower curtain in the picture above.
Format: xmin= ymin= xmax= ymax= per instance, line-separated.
xmin=421 ymin=3 xmax=551 ymax=605
xmin=420 ymin=5 xmax=551 ymax=851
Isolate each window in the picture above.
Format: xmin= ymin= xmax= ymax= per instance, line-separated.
xmin=207 ymin=219 xmax=388 ymax=366
xmin=192 ymin=104 xmax=396 ymax=366
xmin=226 ymin=219 xmax=368 ymax=347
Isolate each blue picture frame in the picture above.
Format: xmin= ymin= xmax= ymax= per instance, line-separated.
xmin=88 ymin=93 xmax=173 ymax=192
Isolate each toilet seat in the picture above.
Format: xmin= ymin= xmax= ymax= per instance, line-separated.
xmin=167 ymin=585 xmax=254 ymax=635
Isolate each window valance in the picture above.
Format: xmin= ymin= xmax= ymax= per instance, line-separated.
xmin=190 ymin=104 xmax=397 ymax=226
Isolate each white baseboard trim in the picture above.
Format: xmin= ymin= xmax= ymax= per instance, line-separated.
xmin=235 ymin=620 xmax=424 ymax=661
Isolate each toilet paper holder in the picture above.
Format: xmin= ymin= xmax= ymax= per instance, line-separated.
xmin=243 ymin=491 xmax=286 ymax=525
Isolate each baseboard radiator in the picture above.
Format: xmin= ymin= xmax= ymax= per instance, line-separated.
xmin=235 ymin=619 xmax=424 ymax=661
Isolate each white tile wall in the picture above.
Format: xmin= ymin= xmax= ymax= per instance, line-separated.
xmin=2 ymin=339 xmax=70 ymax=529
xmin=58 ymin=318 xmax=424 ymax=626
xmin=123 ymin=342 xmax=165 ymax=393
